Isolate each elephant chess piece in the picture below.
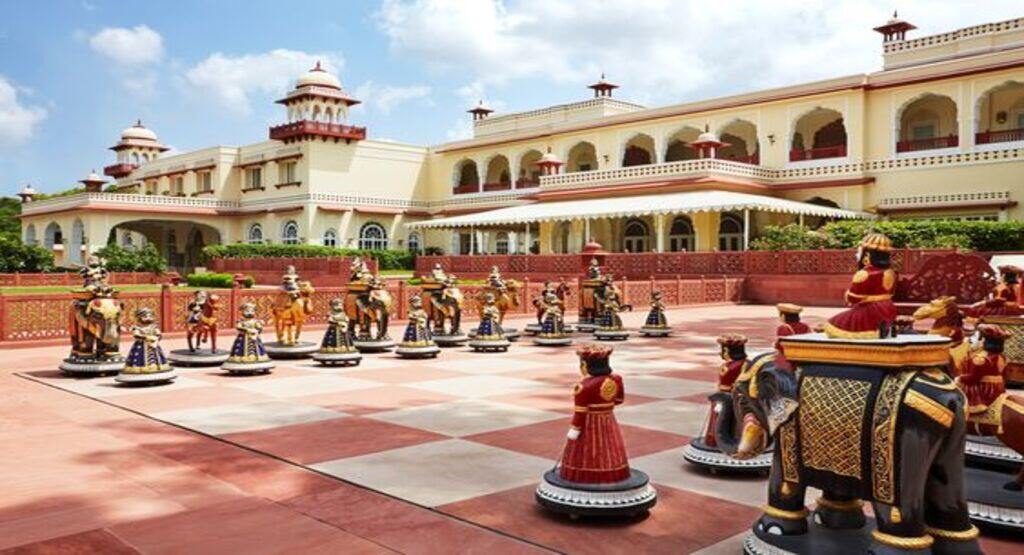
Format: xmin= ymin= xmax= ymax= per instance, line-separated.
xmin=731 ymin=333 xmax=981 ymax=555
xmin=424 ymin=275 xmax=468 ymax=347
xmin=534 ymin=292 xmax=573 ymax=347
xmin=348 ymin=274 xmax=396 ymax=353
xmin=396 ymin=297 xmax=441 ymax=359
xmin=469 ymin=293 xmax=511 ymax=352
xmin=221 ymin=302 xmax=275 ymax=375
xmin=535 ymin=343 xmax=657 ymax=518
xmin=683 ymin=334 xmax=772 ymax=474
xmin=576 ymin=262 xmax=605 ymax=333
xmin=169 ymin=290 xmax=229 ymax=367
xmin=823 ymin=233 xmax=899 ymax=340
xmin=265 ymin=269 xmax=318 ymax=359
xmin=312 ymin=298 xmax=362 ymax=366
xmin=116 ymin=307 xmax=177 ymax=385
xmin=639 ymin=290 xmax=670 ymax=337
xmin=593 ymin=275 xmax=631 ymax=341
xmin=60 ymin=258 xmax=125 ymax=376
xmin=471 ymin=266 xmax=521 ymax=341
xmin=956 ymin=324 xmax=1024 ymax=532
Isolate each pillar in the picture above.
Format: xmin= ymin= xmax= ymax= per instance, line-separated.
xmin=743 ymin=209 xmax=750 ymax=251
xmin=691 ymin=212 xmax=720 ymax=252
xmin=524 ymin=224 xmax=532 ymax=254
xmin=654 ymin=214 xmax=665 ymax=253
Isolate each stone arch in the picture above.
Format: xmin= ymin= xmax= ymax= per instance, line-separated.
xmin=975 ymin=80 xmax=1024 ymax=143
xmin=668 ymin=215 xmax=694 ymax=252
xmin=281 ymin=220 xmax=300 ymax=244
xmin=717 ymin=119 xmax=759 ymax=163
xmin=484 ymin=154 xmax=511 ymax=186
xmin=664 ymin=126 xmax=702 ymax=162
xmin=566 ymin=141 xmax=598 ymax=173
xmin=896 ymin=93 xmax=958 ymax=151
xmin=791 ymin=107 xmax=846 ymax=160
xmin=718 ymin=213 xmax=744 ymax=251
xmin=248 ymin=223 xmax=264 ymax=244
xmin=453 ymin=159 xmax=480 ymax=191
xmin=323 ymin=228 xmax=338 ymax=247
xmin=621 ymin=133 xmax=655 ymax=167
xmin=622 ymin=218 xmax=650 ymax=253
xmin=359 ymin=222 xmax=388 ymax=250
xmin=518 ymin=149 xmax=543 ymax=184
xmin=24 ymin=223 xmax=37 ymax=246
xmin=69 ymin=219 xmax=85 ymax=265
xmin=44 ymin=222 xmax=63 ymax=249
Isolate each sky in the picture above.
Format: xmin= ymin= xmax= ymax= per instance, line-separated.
xmin=1 ymin=0 xmax=1022 ymax=196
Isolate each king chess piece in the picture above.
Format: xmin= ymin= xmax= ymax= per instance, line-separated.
xmin=535 ymin=344 xmax=657 ymax=518
xmin=683 ymin=334 xmax=772 ymax=474
xmin=822 ymin=233 xmax=898 ymax=340
xmin=469 ymin=293 xmax=511 ymax=352
xmin=265 ymin=268 xmax=318 ymax=359
xmin=116 ymin=307 xmax=177 ymax=385
xmin=593 ymin=275 xmax=631 ymax=341
xmin=59 ymin=257 xmax=126 ymax=376
xmin=396 ymin=297 xmax=441 ymax=358
xmin=533 ymin=291 xmax=573 ymax=347
xmin=639 ymin=290 xmax=670 ymax=337
xmin=221 ymin=302 xmax=275 ymax=375
xmin=169 ymin=290 xmax=229 ymax=366
xmin=312 ymin=298 xmax=362 ymax=366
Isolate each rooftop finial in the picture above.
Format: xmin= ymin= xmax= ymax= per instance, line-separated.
xmin=135 ymin=119 xmax=142 ymax=127
xmin=313 ymin=60 xmax=324 ymax=71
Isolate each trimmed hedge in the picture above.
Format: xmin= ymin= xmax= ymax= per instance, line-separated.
xmin=202 ymin=244 xmax=414 ymax=271
xmin=186 ymin=272 xmax=241 ymax=288
xmin=752 ymin=221 xmax=1024 ymax=252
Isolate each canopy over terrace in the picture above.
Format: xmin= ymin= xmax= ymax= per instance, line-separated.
xmin=408 ymin=190 xmax=871 ymax=254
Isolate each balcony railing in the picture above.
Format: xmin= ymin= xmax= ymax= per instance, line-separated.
xmin=896 ymin=135 xmax=959 ymax=153
xmin=976 ymin=128 xmax=1024 ymax=145
xmin=717 ymin=153 xmax=760 ymax=165
xmin=452 ymin=183 xmax=480 ymax=195
xmin=482 ymin=181 xmax=512 ymax=192
xmin=789 ymin=144 xmax=847 ymax=162
xmin=103 ymin=163 xmax=138 ymax=178
xmin=269 ymin=121 xmax=367 ymax=142
xmin=515 ymin=178 xmax=539 ymax=189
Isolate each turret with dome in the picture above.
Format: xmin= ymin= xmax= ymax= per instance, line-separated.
xmin=269 ymin=61 xmax=366 ymax=144
xmin=104 ymin=120 xmax=169 ymax=178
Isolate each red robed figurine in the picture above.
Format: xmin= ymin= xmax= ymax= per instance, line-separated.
xmin=958 ymin=324 xmax=1009 ymax=413
xmin=560 ymin=343 xmax=629 ymax=483
xmin=775 ymin=303 xmax=810 ymax=370
xmin=823 ymin=233 xmax=898 ymax=339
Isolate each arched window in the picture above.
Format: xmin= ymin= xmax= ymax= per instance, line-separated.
xmin=975 ymin=81 xmax=1024 ymax=145
xmin=621 ymin=134 xmax=655 ymax=167
xmin=24 ymin=224 xmax=36 ymax=246
xmin=44 ymin=222 xmax=62 ymax=248
xmin=791 ymin=108 xmax=846 ymax=161
xmin=664 ymin=127 xmax=701 ymax=162
xmin=359 ymin=222 xmax=388 ymax=250
xmin=622 ymin=219 xmax=650 ymax=253
xmin=896 ymin=94 xmax=958 ymax=152
xmin=247 ymin=223 xmax=263 ymax=244
xmin=281 ymin=221 xmax=300 ymax=245
xmin=719 ymin=213 xmax=744 ymax=251
xmin=668 ymin=216 xmax=695 ymax=252
xmin=407 ymin=232 xmax=421 ymax=254
xmin=454 ymin=160 xmax=480 ymax=192
xmin=566 ymin=142 xmax=598 ymax=173
xmin=495 ymin=232 xmax=510 ymax=254
xmin=122 ymin=231 xmax=135 ymax=249
xmin=322 ymin=228 xmax=338 ymax=247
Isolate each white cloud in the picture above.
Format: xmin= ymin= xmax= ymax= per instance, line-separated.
xmin=355 ymin=81 xmax=432 ymax=114
xmin=0 ymin=76 xmax=47 ymax=147
xmin=183 ymin=49 xmax=344 ymax=115
xmin=377 ymin=0 xmax=1024 ymax=106
xmin=89 ymin=25 xmax=163 ymax=65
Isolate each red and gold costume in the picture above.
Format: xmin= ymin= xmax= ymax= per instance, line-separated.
xmin=774 ymin=303 xmax=810 ymax=371
xmin=824 ymin=233 xmax=898 ymax=339
xmin=967 ymin=265 xmax=1023 ymax=319
xmin=957 ymin=325 xmax=1008 ymax=414
xmin=560 ymin=344 xmax=630 ymax=484
xmin=701 ymin=334 xmax=749 ymax=448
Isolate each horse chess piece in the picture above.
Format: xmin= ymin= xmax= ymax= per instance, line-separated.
xmin=169 ymin=290 xmax=229 ymax=366
xmin=60 ymin=258 xmax=125 ymax=377
xmin=116 ymin=307 xmax=177 ymax=385
xmin=221 ymin=302 xmax=275 ymax=375
xmin=683 ymin=334 xmax=772 ymax=474
xmin=427 ymin=275 xmax=468 ymax=347
xmin=536 ymin=344 xmax=657 ymax=518
xmin=534 ymin=291 xmax=573 ymax=347
xmin=350 ymin=275 xmax=395 ymax=353
xmin=639 ymin=290 xmax=670 ymax=337
xmin=469 ymin=293 xmax=510 ymax=352
xmin=470 ymin=266 xmax=521 ymax=341
xmin=312 ymin=298 xmax=362 ymax=366
xmin=526 ymin=279 xmax=571 ymax=335
xmin=396 ymin=297 xmax=440 ymax=359
xmin=822 ymin=233 xmax=898 ymax=340
xmin=593 ymin=275 xmax=630 ymax=341
xmin=266 ymin=271 xmax=318 ymax=359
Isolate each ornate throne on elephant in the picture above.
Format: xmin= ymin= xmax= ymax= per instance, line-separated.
xmin=576 ymin=259 xmax=605 ymax=332
xmin=60 ymin=257 xmax=126 ymax=376
xmin=471 ymin=266 xmax=521 ymax=340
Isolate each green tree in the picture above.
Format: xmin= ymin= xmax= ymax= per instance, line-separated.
xmin=0 ymin=236 xmax=54 ymax=272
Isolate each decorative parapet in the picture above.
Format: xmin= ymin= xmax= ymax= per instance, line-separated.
xmin=883 ymin=17 xmax=1024 ymax=54
xmin=877 ymin=191 xmax=1014 ymax=212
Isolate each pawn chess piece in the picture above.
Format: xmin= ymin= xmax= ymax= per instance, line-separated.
xmin=221 ymin=302 xmax=275 ymax=375
xmin=593 ymin=276 xmax=630 ymax=341
xmin=312 ymin=298 xmax=362 ymax=366
xmin=536 ymin=344 xmax=657 ymax=517
xmin=116 ymin=307 xmax=177 ymax=385
xmin=469 ymin=293 xmax=511 ymax=352
xmin=774 ymin=303 xmax=811 ymax=371
xmin=639 ymin=290 xmax=670 ymax=337
xmin=534 ymin=291 xmax=572 ymax=347
xmin=396 ymin=297 xmax=441 ymax=358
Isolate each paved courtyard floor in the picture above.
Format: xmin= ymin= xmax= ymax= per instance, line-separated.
xmin=2 ymin=304 xmax=1021 ymax=554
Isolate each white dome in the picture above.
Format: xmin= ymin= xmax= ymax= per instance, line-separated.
xmin=19 ymin=185 xmax=36 ymax=195
xmin=296 ymin=61 xmax=341 ymax=89
xmin=696 ymin=130 xmax=720 ymax=143
xmin=83 ymin=170 xmax=103 ymax=182
xmin=540 ymin=151 xmax=562 ymax=164
xmin=121 ymin=121 xmax=158 ymax=142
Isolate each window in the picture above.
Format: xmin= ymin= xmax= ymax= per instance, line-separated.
xmin=198 ymin=171 xmax=212 ymax=192
xmin=407 ymin=232 xmax=421 ymax=254
xmin=669 ymin=216 xmax=695 ymax=252
xmin=281 ymin=221 xmax=300 ymax=245
xmin=358 ymin=222 xmax=388 ymax=250
xmin=322 ymin=228 xmax=338 ymax=247
xmin=622 ymin=219 xmax=649 ymax=253
xmin=495 ymin=232 xmax=510 ymax=254
xmin=171 ymin=176 xmax=184 ymax=195
xmin=719 ymin=213 xmax=744 ymax=251
xmin=280 ymin=161 xmax=297 ymax=184
xmin=247 ymin=224 xmax=263 ymax=244
xmin=246 ymin=168 xmax=263 ymax=190
xmin=122 ymin=231 xmax=135 ymax=249
xmin=911 ymin=123 xmax=935 ymax=140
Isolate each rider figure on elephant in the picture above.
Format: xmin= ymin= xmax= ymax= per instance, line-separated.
xmin=823 ymin=233 xmax=898 ymax=339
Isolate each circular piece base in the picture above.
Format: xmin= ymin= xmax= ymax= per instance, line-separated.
xmin=967 ymin=465 xmax=1024 ymax=532
xmin=433 ymin=334 xmax=468 ymax=347
xmin=594 ymin=329 xmax=630 ymax=341
xmin=574 ymin=323 xmax=597 ymax=333
xmin=312 ymin=351 xmax=362 ymax=366
xmin=535 ymin=469 xmax=657 ymax=518
xmin=469 ymin=339 xmax=510 ymax=352
xmin=264 ymin=342 xmax=319 ymax=359
xmin=221 ymin=360 xmax=275 ymax=375
xmin=523 ymin=324 xmax=542 ymax=336
xmin=639 ymin=327 xmax=671 ymax=337
xmin=966 ymin=435 xmax=1023 ymax=472
xmin=354 ymin=339 xmax=396 ymax=353
xmin=169 ymin=349 xmax=230 ymax=367
xmin=682 ymin=438 xmax=772 ymax=473
xmin=743 ymin=520 xmax=880 ymax=555
xmin=396 ymin=344 xmax=441 ymax=358
xmin=116 ymin=369 xmax=177 ymax=385
xmin=59 ymin=358 xmax=125 ymax=377
xmin=533 ymin=335 xmax=573 ymax=347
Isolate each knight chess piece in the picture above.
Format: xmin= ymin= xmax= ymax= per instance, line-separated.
xmin=422 ymin=272 xmax=468 ymax=347
xmin=773 ymin=303 xmax=812 ymax=371
xmin=536 ymin=344 xmax=657 ymax=518
xmin=526 ymin=278 xmax=572 ymax=336
xmin=469 ymin=293 xmax=510 ymax=352
xmin=312 ymin=298 xmax=362 ymax=366
xmin=683 ymin=334 xmax=772 ymax=473
xmin=348 ymin=268 xmax=396 ymax=353
xmin=59 ymin=256 xmax=126 ymax=376
xmin=469 ymin=266 xmax=521 ymax=341
xmin=593 ymin=275 xmax=631 ymax=341
xmin=221 ymin=302 xmax=275 ymax=375
xmin=169 ymin=290 xmax=229 ymax=366
xmin=116 ymin=307 xmax=177 ymax=385
xmin=265 ymin=267 xmax=318 ymax=358
xmin=734 ymin=331 xmax=981 ymax=555
xmin=396 ymin=297 xmax=440 ymax=358
xmin=639 ymin=290 xmax=670 ymax=337
xmin=533 ymin=291 xmax=573 ymax=347
xmin=822 ymin=233 xmax=899 ymax=340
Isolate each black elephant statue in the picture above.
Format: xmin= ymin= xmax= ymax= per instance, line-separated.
xmin=718 ymin=352 xmax=981 ymax=554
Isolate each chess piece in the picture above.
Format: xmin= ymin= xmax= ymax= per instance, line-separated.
xmin=396 ymin=296 xmax=440 ymax=358
xmin=116 ymin=307 xmax=177 ymax=385
xmin=967 ymin=265 xmax=1024 ymax=320
xmin=639 ymin=290 xmax=670 ymax=337
xmin=577 ymin=263 xmax=604 ymax=332
xmin=221 ymin=302 xmax=275 ymax=374
xmin=472 ymin=267 xmax=521 ymax=341
xmin=469 ymin=293 xmax=511 ymax=352
xmin=593 ymin=275 xmax=630 ymax=341
xmin=60 ymin=257 xmax=125 ymax=376
xmin=312 ymin=298 xmax=362 ymax=366
xmin=534 ymin=291 xmax=572 ymax=347
xmin=822 ymin=233 xmax=898 ymax=339
xmin=536 ymin=344 xmax=657 ymax=518
xmin=912 ymin=297 xmax=970 ymax=375
xmin=350 ymin=274 xmax=395 ymax=352
xmin=427 ymin=275 xmax=468 ymax=347
xmin=527 ymin=279 xmax=572 ymax=335
xmin=169 ymin=290 xmax=229 ymax=366
xmin=266 ymin=269 xmax=318 ymax=358
xmin=774 ymin=303 xmax=811 ymax=371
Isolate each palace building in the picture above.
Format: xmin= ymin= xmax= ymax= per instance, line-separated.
xmin=17 ymin=14 xmax=1024 ymax=269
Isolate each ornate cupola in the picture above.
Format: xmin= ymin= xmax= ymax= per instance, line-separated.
xmin=79 ymin=170 xmax=107 ymax=192
xmin=467 ymin=100 xmax=494 ymax=121
xmin=535 ymin=147 xmax=564 ymax=176
xmin=105 ymin=120 xmax=169 ymax=178
xmin=688 ymin=124 xmax=729 ymax=159
xmin=17 ymin=184 xmax=36 ymax=203
xmin=587 ymin=74 xmax=619 ymax=98
xmin=873 ymin=11 xmax=916 ymax=43
xmin=269 ymin=61 xmax=366 ymax=144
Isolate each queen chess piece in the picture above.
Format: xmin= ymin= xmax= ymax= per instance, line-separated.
xmin=534 ymin=291 xmax=573 ymax=347
xmin=469 ymin=293 xmax=511 ymax=352
xmin=312 ymin=298 xmax=362 ymax=366
xmin=116 ymin=307 xmax=177 ymax=385
xmin=221 ymin=302 xmax=275 ymax=375
xmin=396 ymin=297 xmax=441 ymax=358
xmin=536 ymin=343 xmax=657 ymax=518
xmin=639 ymin=290 xmax=670 ymax=337
xmin=169 ymin=290 xmax=229 ymax=366
xmin=59 ymin=258 xmax=125 ymax=376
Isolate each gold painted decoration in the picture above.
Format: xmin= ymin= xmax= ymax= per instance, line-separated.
xmin=780 ymin=337 xmax=951 ymax=367
xmin=871 ymin=370 xmax=916 ymax=504
xmin=903 ymin=389 xmax=954 ymax=428
xmin=798 ymin=376 xmax=872 ymax=479
xmin=779 ymin=419 xmax=799 ymax=484
xmin=600 ymin=377 xmax=618 ymax=401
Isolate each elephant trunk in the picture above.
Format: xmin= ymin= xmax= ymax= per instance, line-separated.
xmin=101 ymin=316 xmax=120 ymax=346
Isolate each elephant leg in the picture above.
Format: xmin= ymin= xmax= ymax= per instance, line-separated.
xmin=869 ymin=430 xmax=937 ymax=555
xmin=211 ymin=328 xmax=217 ymax=352
xmin=757 ymin=445 xmax=809 ymax=536
xmin=925 ymin=410 xmax=981 ymax=555
xmin=812 ymin=492 xmax=865 ymax=530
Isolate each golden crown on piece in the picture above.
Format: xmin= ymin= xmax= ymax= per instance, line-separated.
xmin=777 ymin=303 xmax=804 ymax=315
xmin=860 ymin=232 xmax=893 ymax=252
xmin=716 ymin=333 xmax=748 ymax=347
xmin=576 ymin=343 xmax=613 ymax=360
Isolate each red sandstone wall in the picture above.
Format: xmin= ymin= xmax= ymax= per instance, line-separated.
xmin=743 ymin=274 xmax=851 ymax=307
